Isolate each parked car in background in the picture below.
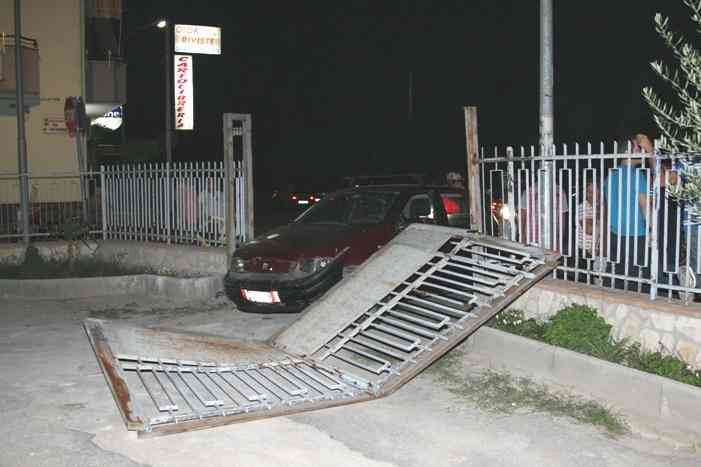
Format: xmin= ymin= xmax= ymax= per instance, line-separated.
xmin=225 ymin=184 xmax=468 ymax=313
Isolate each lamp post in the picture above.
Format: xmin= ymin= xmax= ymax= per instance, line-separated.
xmin=157 ymin=19 xmax=173 ymax=163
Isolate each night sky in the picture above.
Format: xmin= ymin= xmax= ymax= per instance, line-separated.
xmin=123 ymin=0 xmax=692 ymax=190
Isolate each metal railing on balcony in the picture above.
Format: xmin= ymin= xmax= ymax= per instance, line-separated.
xmin=86 ymin=57 xmax=126 ymax=104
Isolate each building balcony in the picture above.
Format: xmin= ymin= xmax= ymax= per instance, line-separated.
xmin=0 ymin=35 xmax=41 ymax=116
xmin=85 ymin=57 xmax=126 ymax=117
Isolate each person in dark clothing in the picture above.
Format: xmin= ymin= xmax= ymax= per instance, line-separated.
xmin=656 ymin=159 xmax=681 ymax=285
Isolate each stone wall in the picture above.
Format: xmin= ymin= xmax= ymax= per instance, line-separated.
xmin=509 ymin=279 xmax=701 ymax=369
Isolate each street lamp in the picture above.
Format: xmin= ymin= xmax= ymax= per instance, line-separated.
xmin=125 ymin=18 xmax=173 ymax=163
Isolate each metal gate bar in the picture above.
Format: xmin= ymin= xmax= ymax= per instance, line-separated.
xmin=116 ymin=355 xmax=363 ymax=429
xmin=310 ymin=236 xmax=547 ymax=389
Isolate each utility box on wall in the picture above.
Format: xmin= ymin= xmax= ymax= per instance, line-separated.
xmin=0 ymin=35 xmax=41 ymax=115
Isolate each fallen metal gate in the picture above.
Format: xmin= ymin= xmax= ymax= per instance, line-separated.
xmin=85 ymin=224 xmax=559 ymax=437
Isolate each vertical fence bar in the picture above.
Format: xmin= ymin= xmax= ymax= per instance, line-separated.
xmin=540 ymin=160 xmax=552 ymax=250
xmin=506 ymin=147 xmax=516 ymax=242
xmin=650 ymin=153 xmax=661 ymax=300
xmin=100 ymin=166 xmax=107 ymax=240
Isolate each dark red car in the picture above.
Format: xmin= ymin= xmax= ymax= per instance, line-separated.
xmin=224 ymin=185 xmax=468 ymax=312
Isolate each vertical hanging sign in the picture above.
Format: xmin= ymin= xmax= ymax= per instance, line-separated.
xmin=174 ymin=54 xmax=194 ymax=130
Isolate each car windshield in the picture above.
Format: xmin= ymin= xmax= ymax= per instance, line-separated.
xmin=295 ymin=191 xmax=398 ymax=225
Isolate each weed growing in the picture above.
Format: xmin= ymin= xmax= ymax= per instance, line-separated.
xmin=429 ymin=350 xmax=629 ymax=437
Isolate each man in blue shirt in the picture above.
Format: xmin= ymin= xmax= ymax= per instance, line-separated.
xmin=605 ymin=134 xmax=651 ymax=290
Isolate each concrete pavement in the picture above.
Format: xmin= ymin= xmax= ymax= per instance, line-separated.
xmin=0 ymin=295 xmax=698 ymax=467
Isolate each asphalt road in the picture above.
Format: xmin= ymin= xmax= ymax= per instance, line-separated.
xmin=0 ymin=295 xmax=698 ymax=467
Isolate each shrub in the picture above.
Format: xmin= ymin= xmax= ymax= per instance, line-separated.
xmin=543 ymin=304 xmax=612 ymax=355
xmin=490 ymin=309 xmax=548 ymax=341
xmin=626 ymin=343 xmax=701 ymax=387
xmin=495 ymin=303 xmax=701 ymax=388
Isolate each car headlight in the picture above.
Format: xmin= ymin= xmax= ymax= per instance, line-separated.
xmin=231 ymin=257 xmax=247 ymax=273
xmin=500 ymin=205 xmax=514 ymax=221
xmin=298 ymin=257 xmax=334 ymax=274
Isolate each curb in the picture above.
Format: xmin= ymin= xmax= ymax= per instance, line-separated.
xmin=463 ymin=326 xmax=701 ymax=448
xmin=0 ymin=274 xmax=224 ymax=301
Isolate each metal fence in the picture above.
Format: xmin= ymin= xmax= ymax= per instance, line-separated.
xmin=0 ymin=161 xmax=246 ymax=248
xmin=0 ymin=171 xmax=101 ymax=241
xmin=475 ymin=142 xmax=700 ymax=302
xmin=102 ymin=161 xmax=235 ymax=247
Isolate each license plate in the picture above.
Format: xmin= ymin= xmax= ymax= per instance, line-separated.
xmin=297 ymin=200 xmax=309 ymax=205
xmin=241 ymin=289 xmax=281 ymax=304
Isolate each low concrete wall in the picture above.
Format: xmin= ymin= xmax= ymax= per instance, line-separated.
xmin=0 ymin=240 xmax=228 ymax=276
xmin=94 ymin=240 xmax=227 ymax=276
xmin=509 ymin=279 xmax=701 ymax=369
xmin=464 ymin=327 xmax=701 ymax=448
xmin=0 ymin=241 xmax=100 ymax=265
xmin=0 ymin=274 xmax=223 ymax=301
xmin=0 ymin=240 xmax=226 ymax=301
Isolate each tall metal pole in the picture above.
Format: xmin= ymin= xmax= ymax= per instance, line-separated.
xmin=14 ymin=0 xmax=30 ymax=243
xmin=539 ymin=0 xmax=555 ymax=250
xmin=164 ymin=22 xmax=173 ymax=163
xmin=539 ymin=0 xmax=554 ymax=153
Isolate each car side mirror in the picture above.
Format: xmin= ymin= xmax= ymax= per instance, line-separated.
xmin=395 ymin=215 xmax=409 ymax=232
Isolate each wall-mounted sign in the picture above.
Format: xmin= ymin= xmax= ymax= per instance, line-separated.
xmin=43 ymin=115 xmax=68 ymax=134
xmin=91 ymin=105 xmax=123 ymax=131
xmin=174 ymin=54 xmax=194 ymax=131
xmin=174 ymin=24 xmax=221 ymax=55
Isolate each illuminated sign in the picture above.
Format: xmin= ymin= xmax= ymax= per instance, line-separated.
xmin=174 ymin=54 xmax=194 ymax=131
xmin=91 ymin=106 xmax=123 ymax=131
xmin=174 ymin=24 xmax=221 ymax=55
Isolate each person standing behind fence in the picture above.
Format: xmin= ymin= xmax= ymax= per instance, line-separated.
xmin=656 ymin=159 xmax=681 ymax=286
xmin=605 ymin=134 xmax=651 ymax=290
xmin=198 ymin=177 xmax=225 ymax=245
xmin=577 ymin=180 xmax=606 ymax=282
xmin=518 ymin=177 xmax=569 ymax=248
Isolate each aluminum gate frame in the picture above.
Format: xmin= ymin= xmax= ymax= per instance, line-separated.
xmin=85 ymin=225 xmax=560 ymax=437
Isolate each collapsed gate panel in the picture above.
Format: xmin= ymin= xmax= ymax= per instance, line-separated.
xmin=84 ymin=319 xmax=370 ymax=435
xmin=85 ymin=225 xmax=559 ymax=436
xmin=274 ymin=224 xmax=560 ymax=392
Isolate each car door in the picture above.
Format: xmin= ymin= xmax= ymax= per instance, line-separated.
xmin=401 ymin=192 xmax=437 ymax=225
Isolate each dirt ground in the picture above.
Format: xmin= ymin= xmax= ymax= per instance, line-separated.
xmin=0 ymin=294 xmax=698 ymax=467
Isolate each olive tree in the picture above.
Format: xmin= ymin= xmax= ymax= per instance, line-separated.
xmin=643 ymin=0 xmax=701 ymax=219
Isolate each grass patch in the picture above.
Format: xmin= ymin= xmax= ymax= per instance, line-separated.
xmin=489 ymin=305 xmax=701 ymax=388
xmin=429 ymin=350 xmax=629 ymax=437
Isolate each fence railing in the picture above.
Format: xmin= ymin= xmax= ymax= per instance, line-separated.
xmin=102 ymin=162 xmax=234 ymax=246
xmin=475 ymin=143 xmax=699 ymax=302
xmin=0 ymin=161 xmax=246 ymax=248
xmin=0 ymin=171 xmax=102 ymax=241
